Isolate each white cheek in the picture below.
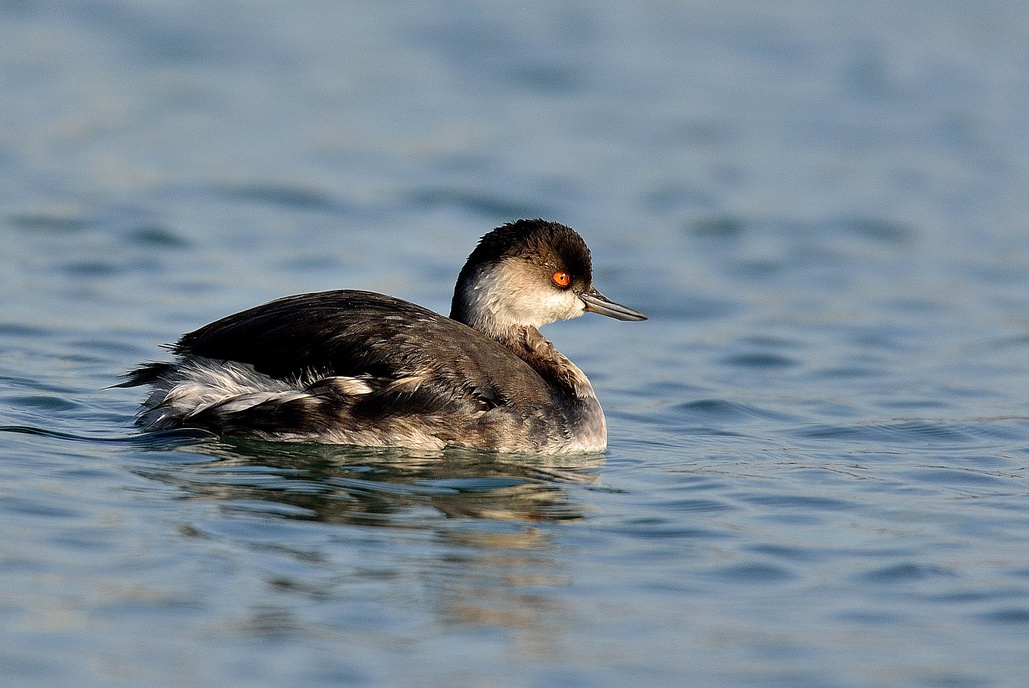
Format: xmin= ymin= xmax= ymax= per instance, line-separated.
xmin=463 ymin=260 xmax=586 ymax=328
xmin=508 ymin=289 xmax=583 ymax=327
xmin=545 ymin=290 xmax=587 ymax=321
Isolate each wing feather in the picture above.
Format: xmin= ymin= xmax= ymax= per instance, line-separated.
xmin=166 ymin=290 xmax=553 ymax=411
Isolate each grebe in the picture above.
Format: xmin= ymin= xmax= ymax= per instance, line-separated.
xmin=121 ymin=219 xmax=646 ymax=453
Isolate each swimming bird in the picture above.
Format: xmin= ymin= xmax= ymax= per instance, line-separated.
xmin=121 ymin=219 xmax=646 ymax=453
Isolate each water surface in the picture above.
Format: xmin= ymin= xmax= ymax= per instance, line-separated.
xmin=2 ymin=2 xmax=1029 ymax=686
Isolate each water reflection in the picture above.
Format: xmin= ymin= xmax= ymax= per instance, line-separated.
xmin=427 ymin=530 xmax=574 ymax=658
xmin=131 ymin=436 xmax=603 ymax=650
xmin=135 ymin=435 xmax=604 ymax=525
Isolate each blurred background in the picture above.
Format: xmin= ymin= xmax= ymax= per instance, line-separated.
xmin=2 ymin=2 xmax=1029 ymax=687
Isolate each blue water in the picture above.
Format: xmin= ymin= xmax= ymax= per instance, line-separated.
xmin=3 ymin=2 xmax=1029 ymax=686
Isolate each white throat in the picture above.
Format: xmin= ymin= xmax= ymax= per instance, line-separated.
xmin=457 ymin=259 xmax=586 ymax=337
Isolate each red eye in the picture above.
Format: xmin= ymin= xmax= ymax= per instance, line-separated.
xmin=552 ymin=271 xmax=571 ymax=288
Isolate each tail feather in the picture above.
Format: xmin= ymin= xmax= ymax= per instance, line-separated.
xmin=113 ymin=362 xmax=175 ymax=388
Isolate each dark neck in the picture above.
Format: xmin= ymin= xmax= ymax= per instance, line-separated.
xmin=449 ymin=269 xmax=476 ymax=326
xmin=488 ymin=325 xmax=594 ymax=400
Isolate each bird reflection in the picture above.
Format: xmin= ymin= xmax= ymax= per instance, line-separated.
xmin=133 ymin=434 xmax=605 ymax=650
xmin=136 ymin=434 xmax=604 ymax=525
xmin=131 ymin=433 xmax=605 ymax=654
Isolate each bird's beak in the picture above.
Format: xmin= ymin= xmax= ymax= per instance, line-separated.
xmin=580 ymin=288 xmax=647 ymax=321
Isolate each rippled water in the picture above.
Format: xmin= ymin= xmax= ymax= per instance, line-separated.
xmin=3 ymin=2 xmax=1029 ymax=686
